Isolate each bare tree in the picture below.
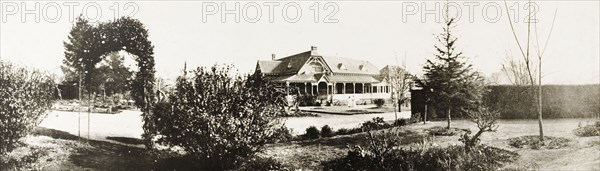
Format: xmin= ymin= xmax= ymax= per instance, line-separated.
xmin=501 ymin=51 xmax=536 ymax=85
xmin=380 ymin=55 xmax=413 ymax=120
xmin=503 ymin=0 xmax=557 ymax=143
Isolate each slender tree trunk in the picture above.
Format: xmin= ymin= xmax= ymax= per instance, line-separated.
xmin=423 ymin=104 xmax=428 ymax=124
xmin=398 ymin=101 xmax=402 ymax=112
xmin=538 ymin=62 xmax=544 ymax=143
xmin=446 ymin=106 xmax=451 ymax=129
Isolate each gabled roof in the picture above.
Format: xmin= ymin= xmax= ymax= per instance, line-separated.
xmin=321 ymin=56 xmax=379 ymax=75
xmin=256 ymin=60 xmax=282 ymax=73
xmin=256 ymin=47 xmax=380 ymax=76
xmin=257 ymin=51 xmax=312 ymax=75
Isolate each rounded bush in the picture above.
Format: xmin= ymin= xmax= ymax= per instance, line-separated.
xmin=146 ymin=65 xmax=286 ymax=170
xmin=305 ymin=126 xmax=321 ymax=139
xmin=373 ymin=99 xmax=385 ymax=108
xmin=321 ymin=125 xmax=334 ymax=137
xmin=1 ymin=62 xmax=55 ymax=155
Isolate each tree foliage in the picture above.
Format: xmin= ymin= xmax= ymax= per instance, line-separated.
xmin=146 ymin=64 xmax=286 ymax=170
xmin=0 ymin=61 xmax=55 ymax=155
xmin=417 ymin=15 xmax=486 ymax=129
xmin=97 ymin=52 xmax=134 ymax=96
xmin=62 ymin=16 xmax=155 ymax=110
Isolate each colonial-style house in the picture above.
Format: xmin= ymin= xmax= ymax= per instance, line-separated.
xmin=255 ymin=46 xmax=393 ymax=104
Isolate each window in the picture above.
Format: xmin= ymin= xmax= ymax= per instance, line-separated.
xmin=314 ymin=66 xmax=323 ymax=73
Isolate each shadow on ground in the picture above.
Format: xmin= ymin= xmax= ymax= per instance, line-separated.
xmin=106 ymin=136 xmax=145 ymax=145
xmin=31 ymin=127 xmax=199 ymax=170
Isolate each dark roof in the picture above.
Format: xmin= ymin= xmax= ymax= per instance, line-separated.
xmin=257 ymin=51 xmax=312 ymax=75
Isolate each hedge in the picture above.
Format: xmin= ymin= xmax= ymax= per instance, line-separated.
xmin=484 ymin=85 xmax=599 ymax=119
xmin=412 ymin=85 xmax=600 ymax=119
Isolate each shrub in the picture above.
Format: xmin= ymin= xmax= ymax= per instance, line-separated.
xmin=507 ymin=136 xmax=571 ymax=149
xmin=335 ymin=127 xmax=364 ymax=136
xmin=299 ymin=95 xmax=318 ymax=106
xmin=460 ymin=107 xmax=500 ymax=149
xmin=410 ymin=112 xmax=421 ymax=123
xmin=305 ymin=126 xmax=320 ymax=139
xmin=335 ymin=128 xmax=349 ymax=135
xmin=0 ymin=62 xmax=55 ymax=155
xmin=267 ymin=125 xmax=294 ymax=143
xmin=426 ymin=126 xmax=463 ymax=136
xmin=394 ymin=119 xmax=408 ymax=127
xmin=361 ymin=117 xmax=390 ymax=131
xmin=373 ymin=99 xmax=385 ymax=108
xmin=573 ymin=121 xmax=600 ymax=137
xmin=323 ymin=130 xmax=519 ymax=171
xmin=146 ymin=65 xmax=286 ymax=170
xmin=238 ymin=156 xmax=286 ymax=171
xmin=321 ymin=125 xmax=334 ymax=137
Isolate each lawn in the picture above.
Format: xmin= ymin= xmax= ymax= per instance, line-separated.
xmin=261 ymin=118 xmax=599 ymax=170
xmin=5 ymin=110 xmax=598 ymax=170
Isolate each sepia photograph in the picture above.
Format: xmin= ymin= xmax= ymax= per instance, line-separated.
xmin=1 ymin=0 xmax=599 ymax=170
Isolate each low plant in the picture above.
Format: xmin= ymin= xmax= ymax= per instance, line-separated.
xmin=393 ymin=119 xmax=408 ymax=127
xmin=573 ymin=121 xmax=600 ymax=137
xmin=425 ymin=126 xmax=464 ymax=136
xmin=267 ymin=125 xmax=294 ymax=143
xmin=373 ymin=99 xmax=385 ymax=108
xmin=410 ymin=112 xmax=421 ymax=123
xmin=304 ymin=126 xmax=321 ymax=139
xmin=335 ymin=128 xmax=363 ymax=136
xmin=323 ymin=130 xmax=519 ymax=171
xmin=361 ymin=117 xmax=390 ymax=131
xmin=238 ymin=156 xmax=286 ymax=171
xmin=507 ymin=135 xmax=572 ymax=149
xmin=321 ymin=125 xmax=334 ymax=137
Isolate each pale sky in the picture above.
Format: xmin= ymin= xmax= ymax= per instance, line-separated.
xmin=1 ymin=1 xmax=598 ymax=85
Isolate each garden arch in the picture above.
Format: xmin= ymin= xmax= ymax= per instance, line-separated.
xmin=87 ymin=17 xmax=156 ymax=111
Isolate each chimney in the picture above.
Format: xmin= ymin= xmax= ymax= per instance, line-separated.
xmin=271 ymin=54 xmax=276 ymax=60
xmin=311 ymin=46 xmax=317 ymax=51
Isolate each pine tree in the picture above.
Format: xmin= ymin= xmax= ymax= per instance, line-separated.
xmin=418 ymin=11 xmax=486 ymax=129
xmin=62 ymin=16 xmax=92 ymax=84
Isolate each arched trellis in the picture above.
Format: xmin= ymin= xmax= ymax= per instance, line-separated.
xmin=82 ymin=17 xmax=156 ymax=146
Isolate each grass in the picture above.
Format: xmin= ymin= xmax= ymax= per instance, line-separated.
xmin=262 ymin=118 xmax=600 ymax=170
xmin=4 ymin=117 xmax=597 ymax=170
xmin=2 ymin=127 xmax=158 ymax=170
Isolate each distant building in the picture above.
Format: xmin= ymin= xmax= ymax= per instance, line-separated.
xmin=254 ymin=46 xmax=393 ymax=104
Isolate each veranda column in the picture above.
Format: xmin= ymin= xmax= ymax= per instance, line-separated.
xmin=286 ymin=82 xmax=290 ymax=95
xmin=362 ymin=83 xmax=365 ymax=94
xmin=342 ymin=83 xmax=346 ymax=94
xmin=333 ymin=82 xmax=336 ymax=94
xmin=305 ymin=82 xmax=308 ymax=94
xmin=352 ymin=83 xmax=356 ymax=94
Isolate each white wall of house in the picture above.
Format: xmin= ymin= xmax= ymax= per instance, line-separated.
xmin=331 ymin=93 xmax=391 ymax=101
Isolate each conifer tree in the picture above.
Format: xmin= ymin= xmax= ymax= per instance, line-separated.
xmin=418 ymin=8 xmax=486 ymax=129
